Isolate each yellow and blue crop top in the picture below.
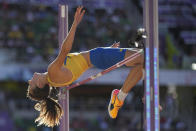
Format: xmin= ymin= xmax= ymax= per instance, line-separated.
xmin=47 ymin=53 xmax=89 ymax=87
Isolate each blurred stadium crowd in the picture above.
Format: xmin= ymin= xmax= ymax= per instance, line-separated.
xmin=0 ymin=0 xmax=195 ymax=69
xmin=0 ymin=0 xmax=195 ymax=131
xmin=0 ymin=86 xmax=189 ymax=131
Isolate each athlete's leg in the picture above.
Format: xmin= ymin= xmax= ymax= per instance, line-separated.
xmin=108 ymin=49 xmax=144 ymax=119
xmin=124 ymin=48 xmax=143 ymax=67
xmin=121 ymin=64 xmax=143 ymax=92
xmin=121 ymin=49 xmax=144 ymax=93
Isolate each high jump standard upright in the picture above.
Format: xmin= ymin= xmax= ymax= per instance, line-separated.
xmin=144 ymin=0 xmax=160 ymax=131
xmin=58 ymin=4 xmax=69 ymax=131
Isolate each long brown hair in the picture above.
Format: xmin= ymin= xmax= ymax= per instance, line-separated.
xmin=27 ymin=85 xmax=63 ymax=127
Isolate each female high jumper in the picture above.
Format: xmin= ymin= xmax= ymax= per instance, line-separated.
xmin=27 ymin=6 xmax=144 ymax=127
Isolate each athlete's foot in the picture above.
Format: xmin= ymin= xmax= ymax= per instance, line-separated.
xmin=108 ymin=89 xmax=124 ymax=119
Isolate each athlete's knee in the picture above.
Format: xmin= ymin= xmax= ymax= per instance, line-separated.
xmin=124 ymin=49 xmax=144 ymax=67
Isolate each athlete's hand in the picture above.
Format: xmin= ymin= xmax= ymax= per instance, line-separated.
xmin=73 ymin=6 xmax=85 ymax=26
xmin=111 ymin=42 xmax=120 ymax=48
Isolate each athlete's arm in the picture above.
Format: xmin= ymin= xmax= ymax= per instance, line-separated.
xmin=52 ymin=6 xmax=85 ymax=67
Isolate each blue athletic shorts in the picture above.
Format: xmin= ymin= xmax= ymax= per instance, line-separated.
xmin=90 ymin=47 xmax=127 ymax=69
